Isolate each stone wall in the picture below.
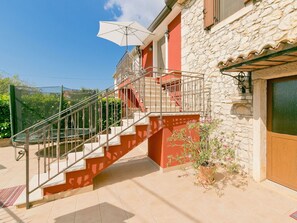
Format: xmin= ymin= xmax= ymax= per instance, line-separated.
xmin=181 ymin=0 xmax=297 ymax=171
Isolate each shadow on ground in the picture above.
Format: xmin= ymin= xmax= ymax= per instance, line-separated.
xmin=0 ymin=207 xmax=26 ymax=223
xmin=93 ymin=156 xmax=158 ymax=189
xmin=0 ymin=164 xmax=6 ymax=170
xmin=195 ymin=170 xmax=249 ymax=197
xmin=54 ymin=202 xmax=134 ymax=223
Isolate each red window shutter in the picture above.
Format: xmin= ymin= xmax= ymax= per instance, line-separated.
xmin=204 ymin=0 xmax=215 ymax=29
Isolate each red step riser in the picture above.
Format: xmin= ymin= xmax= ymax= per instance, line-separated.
xmin=43 ymin=114 xmax=200 ymax=195
xmin=43 ymin=125 xmax=150 ymax=195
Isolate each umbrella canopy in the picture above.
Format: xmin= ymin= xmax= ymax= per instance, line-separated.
xmin=97 ymin=21 xmax=152 ymax=51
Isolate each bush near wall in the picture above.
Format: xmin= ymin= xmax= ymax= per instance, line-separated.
xmin=0 ymin=94 xmax=11 ymax=138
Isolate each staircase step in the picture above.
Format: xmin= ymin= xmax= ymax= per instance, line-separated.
xmin=147 ymin=107 xmax=180 ymax=112
xmin=145 ymin=101 xmax=176 ymax=106
xmin=98 ymin=134 xmax=121 ymax=145
xmin=14 ymin=145 xmax=106 ymax=207
xmin=133 ymin=112 xmax=148 ymax=119
xmin=122 ymin=118 xmax=148 ymax=126
xmin=144 ymin=92 xmax=169 ymax=97
xmin=14 ymin=171 xmax=65 ymax=207
xmin=83 ymin=146 xmax=104 ymax=158
xmin=14 ymin=187 xmax=43 ymax=207
xmin=50 ymin=153 xmax=85 ymax=174
xmin=15 ymin=70 xmax=199 ymax=208
xmin=144 ymin=88 xmax=167 ymax=93
xmin=83 ymin=136 xmax=121 ymax=152
xmin=110 ymin=126 xmax=135 ymax=135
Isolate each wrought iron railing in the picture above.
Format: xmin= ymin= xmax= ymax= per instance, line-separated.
xmin=11 ymin=68 xmax=205 ymax=209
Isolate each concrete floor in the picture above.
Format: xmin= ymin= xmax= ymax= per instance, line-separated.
xmin=1 ymin=143 xmax=297 ymax=223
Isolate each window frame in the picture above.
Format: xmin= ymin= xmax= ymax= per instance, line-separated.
xmin=204 ymin=0 xmax=253 ymax=30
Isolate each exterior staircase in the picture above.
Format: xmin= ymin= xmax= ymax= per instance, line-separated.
xmin=12 ymin=69 xmax=205 ymax=208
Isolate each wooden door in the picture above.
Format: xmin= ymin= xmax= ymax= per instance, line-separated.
xmin=267 ymin=76 xmax=297 ymax=191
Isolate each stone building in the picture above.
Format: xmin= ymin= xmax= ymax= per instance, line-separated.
xmin=136 ymin=0 xmax=297 ymax=191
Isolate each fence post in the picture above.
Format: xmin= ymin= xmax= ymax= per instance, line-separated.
xmin=9 ymin=85 xmax=17 ymax=136
xmin=106 ymin=89 xmax=109 ymax=151
xmin=25 ymin=129 xmax=30 ymax=209
xmin=59 ymin=85 xmax=64 ymax=114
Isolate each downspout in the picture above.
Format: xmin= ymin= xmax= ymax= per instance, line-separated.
xmin=165 ymin=29 xmax=169 ymax=70
xmin=148 ymin=0 xmax=177 ymax=32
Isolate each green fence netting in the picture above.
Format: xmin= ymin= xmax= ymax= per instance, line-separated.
xmin=9 ymin=85 xmax=97 ymax=137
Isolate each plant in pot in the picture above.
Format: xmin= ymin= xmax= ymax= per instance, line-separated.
xmin=168 ymin=118 xmax=239 ymax=185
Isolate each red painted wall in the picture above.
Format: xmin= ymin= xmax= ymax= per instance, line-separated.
xmin=148 ymin=129 xmax=163 ymax=165
xmin=148 ymin=114 xmax=200 ymax=168
xmin=168 ymin=13 xmax=181 ymax=71
xmin=142 ymin=42 xmax=153 ymax=70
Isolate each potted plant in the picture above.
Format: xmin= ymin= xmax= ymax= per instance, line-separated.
xmin=168 ymin=118 xmax=239 ymax=185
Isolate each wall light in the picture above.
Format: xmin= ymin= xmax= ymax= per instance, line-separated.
xmin=221 ymin=71 xmax=252 ymax=94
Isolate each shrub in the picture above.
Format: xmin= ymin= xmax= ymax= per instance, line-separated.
xmin=0 ymin=122 xmax=11 ymax=139
xmin=168 ymin=119 xmax=241 ymax=182
xmin=0 ymin=94 xmax=11 ymax=138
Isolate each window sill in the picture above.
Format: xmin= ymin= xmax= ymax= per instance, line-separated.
xmin=210 ymin=2 xmax=253 ymax=34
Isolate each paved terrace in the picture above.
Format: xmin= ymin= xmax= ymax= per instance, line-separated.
xmin=1 ymin=142 xmax=297 ymax=223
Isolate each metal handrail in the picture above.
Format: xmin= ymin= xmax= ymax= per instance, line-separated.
xmin=13 ymin=68 xmax=205 ymax=209
xmin=12 ymin=68 xmax=204 ymax=153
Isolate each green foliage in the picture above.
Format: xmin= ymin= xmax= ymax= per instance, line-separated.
xmin=11 ymin=86 xmax=97 ymax=134
xmin=63 ymin=89 xmax=97 ymax=108
xmin=0 ymin=94 xmax=11 ymax=138
xmin=0 ymin=94 xmax=10 ymax=122
xmin=0 ymin=74 xmax=25 ymax=95
xmin=20 ymin=92 xmax=61 ymax=129
xmin=100 ymin=97 xmax=122 ymax=130
xmin=0 ymin=122 xmax=10 ymax=138
xmin=168 ymin=119 xmax=239 ymax=174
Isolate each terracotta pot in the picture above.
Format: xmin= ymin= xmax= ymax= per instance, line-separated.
xmin=0 ymin=138 xmax=11 ymax=147
xmin=198 ymin=164 xmax=216 ymax=185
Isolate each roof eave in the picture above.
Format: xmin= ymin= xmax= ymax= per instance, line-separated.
xmin=148 ymin=0 xmax=177 ymax=32
xmin=218 ymin=39 xmax=297 ymax=72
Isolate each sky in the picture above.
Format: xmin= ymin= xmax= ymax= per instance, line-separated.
xmin=0 ymin=0 xmax=164 ymax=90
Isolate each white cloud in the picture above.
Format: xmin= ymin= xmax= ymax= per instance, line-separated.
xmin=104 ymin=0 xmax=165 ymax=27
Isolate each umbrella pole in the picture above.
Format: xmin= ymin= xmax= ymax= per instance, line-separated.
xmin=125 ymin=26 xmax=128 ymax=52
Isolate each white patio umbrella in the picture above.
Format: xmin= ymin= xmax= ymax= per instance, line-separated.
xmin=97 ymin=21 xmax=152 ymax=51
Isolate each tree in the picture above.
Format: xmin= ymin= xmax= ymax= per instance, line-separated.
xmin=0 ymin=74 xmax=25 ymax=95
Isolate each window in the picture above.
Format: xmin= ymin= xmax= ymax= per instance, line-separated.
xmin=268 ymin=77 xmax=297 ymax=135
xmin=215 ymin=0 xmax=245 ymax=22
xmin=204 ymin=0 xmax=250 ymax=29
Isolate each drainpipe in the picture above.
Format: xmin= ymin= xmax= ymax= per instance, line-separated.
xmin=165 ymin=29 xmax=169 ymax=70
xmin=148 ymin=0 xmax=177 ymax=32
xmin=165 ymin=0 xmax=177 ymax=9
